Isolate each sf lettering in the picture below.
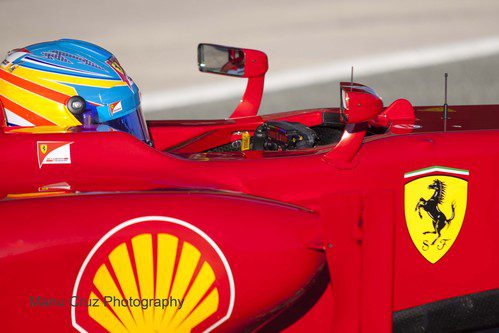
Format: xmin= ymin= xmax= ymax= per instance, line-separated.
xmin=422 ymin=238 xmax=451 ymax=251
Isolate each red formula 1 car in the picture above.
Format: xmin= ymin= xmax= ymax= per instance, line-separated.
xmin=1 ymin=43 xmax=499 ymax=333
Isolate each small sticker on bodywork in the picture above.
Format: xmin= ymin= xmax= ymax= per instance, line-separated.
xmin=37 ymin=141 xmax=73 ymax=168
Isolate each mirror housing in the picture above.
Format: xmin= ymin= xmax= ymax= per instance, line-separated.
xmin=198 ymin=44 xmax=268 ymax=78
xmin=340 ymin=82 xmax=383 ymax=124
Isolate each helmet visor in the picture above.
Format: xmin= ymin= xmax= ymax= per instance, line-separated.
xmin=101 ymin=107 xmax=151 ymax=145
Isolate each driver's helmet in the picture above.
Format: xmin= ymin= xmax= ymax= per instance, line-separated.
xmin=0 ymin=39 xmax=151 ymax=145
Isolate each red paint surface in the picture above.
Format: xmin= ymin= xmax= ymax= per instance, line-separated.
xmin=1 ymin=89 xmax=498 ymax=331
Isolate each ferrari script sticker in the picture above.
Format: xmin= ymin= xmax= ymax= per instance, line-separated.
xmin=404 ymin=166 xmax=469 ymax=264
xmin=37 ymin=141 xmax=73 ymax=168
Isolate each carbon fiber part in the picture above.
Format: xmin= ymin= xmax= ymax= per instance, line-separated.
xmin=393 ymin=289 xmax=499 ymax=333
xmin=311 ymin=125 xmax=343 ymax=145
xmin=206 ymin=141 xmax=244 ymax=153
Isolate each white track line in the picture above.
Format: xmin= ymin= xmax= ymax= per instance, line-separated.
xmin=142 ymin=37 xmax=499 ymax=113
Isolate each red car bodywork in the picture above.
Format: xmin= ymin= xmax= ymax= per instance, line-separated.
xmin=1 ymin=45 xmax=498 ymax=333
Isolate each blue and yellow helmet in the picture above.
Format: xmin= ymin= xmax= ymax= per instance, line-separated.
xmin=0 ymin=39 xmax=151 ymax=144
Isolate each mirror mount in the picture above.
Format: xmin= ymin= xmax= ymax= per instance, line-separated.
xmin=231 ymin=75 xmax=265 ymax=118
xmin=198 ymin=44 xmax=268 ymax=118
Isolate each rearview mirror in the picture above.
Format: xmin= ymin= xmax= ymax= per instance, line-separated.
xmin=340 ymin=82 xmax=383 ymax=123
xmin=198 ymin=43 xmax=268 ymax=78
xmin=197 ymin=43 xmax=268 ymax=117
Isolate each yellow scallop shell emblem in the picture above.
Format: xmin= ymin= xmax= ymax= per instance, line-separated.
xmin=72 ymin=216 xmax=234 ymax=333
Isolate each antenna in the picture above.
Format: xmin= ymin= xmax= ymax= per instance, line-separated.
xmin=443 ymin=73 xmax=449 ymax=119
xmin=350 ymin=66 xmax=354 ymax=91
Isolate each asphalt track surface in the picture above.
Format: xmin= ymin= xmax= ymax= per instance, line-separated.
xmin=147 ymin=54 xmax=499 ymax=120
xmin=2 ymin=0 xmax=499 ymax=91
xmin=1 ymin=0 xmax=499 ymax=120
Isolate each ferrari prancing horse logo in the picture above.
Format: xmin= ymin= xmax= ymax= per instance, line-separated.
xmin=404 ymin=166 xmax=469 ymax=264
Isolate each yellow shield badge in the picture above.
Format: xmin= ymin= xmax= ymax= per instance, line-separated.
xmin=40 ymin=144 xmax=48 ymax=154
xmin=404 ymin=166 xmax=469 ymax=263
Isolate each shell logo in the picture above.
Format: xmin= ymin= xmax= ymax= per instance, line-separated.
xmin=72 ymin=216 xmax=235 ymax=333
